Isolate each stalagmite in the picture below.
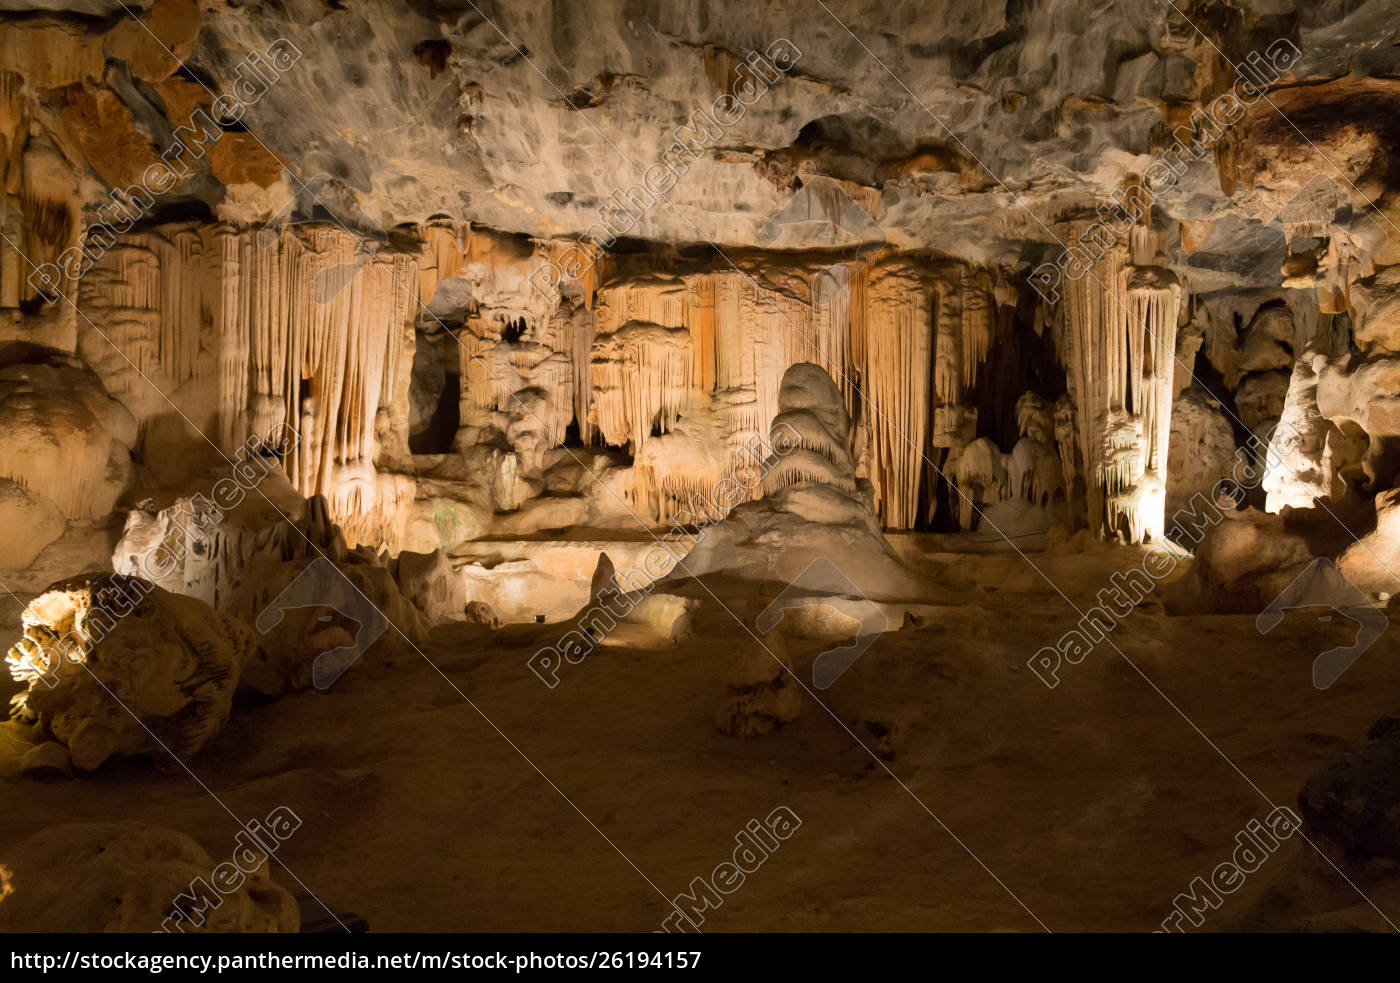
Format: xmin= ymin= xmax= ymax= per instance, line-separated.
xmin=949 ymin=437 xmax=1006 ymax=530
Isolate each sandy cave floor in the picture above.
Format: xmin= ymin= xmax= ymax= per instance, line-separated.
xmin=3 ymin=538 xmax=1400 ymax=933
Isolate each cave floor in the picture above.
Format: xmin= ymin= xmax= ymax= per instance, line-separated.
xmin=3 ymin=539 xmax=1400 ymax=933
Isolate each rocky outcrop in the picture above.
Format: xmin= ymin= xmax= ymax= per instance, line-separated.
xmin=5 ymin=574 xmax=256 ymax=771
xmin=116 ymin=488 xmax=428 ymax=695
xmin=1164 ymin=508 xmax=1314 ymax=615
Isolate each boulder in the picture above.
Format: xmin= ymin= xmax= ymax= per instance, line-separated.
xmin=6 ymin=574 xmax=256 ymax=770
xmin=0 ymin=357 xmax=135 ymax=521
xmin=1164 ymin=508 xmax=1314 ymax=615
xmin=0 ymin=821 xmax=297 ymax=932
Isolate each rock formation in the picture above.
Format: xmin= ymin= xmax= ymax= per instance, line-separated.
xmin=1 ymin=0 xmax=1400 ymax=935
xmin=6 ymin=573 xmax=255 ymax=771
xmin=0 ymin=821 xmax=297 ymax=932
xmin=1301 ymin=713 xmax=1400 ymax=869
xmin=672 ymin=362 xmax=922 ymax=603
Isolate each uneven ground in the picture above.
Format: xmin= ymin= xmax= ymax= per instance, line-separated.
xmin=3 ymin=538 xmax=1399 ymax=933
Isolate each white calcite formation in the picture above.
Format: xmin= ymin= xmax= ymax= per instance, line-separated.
xmin=674 ymin=362 xmax=922 ymax=603
xmin=6 ymin=573 xmax=256 ymax=771
xmin=1058 ymin=224 xmax=1182 ymax=543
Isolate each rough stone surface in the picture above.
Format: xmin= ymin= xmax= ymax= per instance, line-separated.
xmin=0 ymin=820 xmax=298 ymax=932
xmin=6 ymin=574 xmax=256 ymax=771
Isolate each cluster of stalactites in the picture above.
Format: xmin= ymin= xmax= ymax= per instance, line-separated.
xmin=630 ymin=406 xmax=730 ymax=524
xmin=220 ymin=227 xmax=417 ymax=525
xmin=77 ymin=231 xmax=207 ymax=427
xmin=589 ymin=321 xmax=693 ymax=452
xmin=862 ymin=263 xmax=933 ymax=529
xmin=584 ymin=258 xmax=1000 ymax=530
xmin=79 ymin=223 xmax=421 ymax=547
xmin=1058 ymin=222 xmax=1181 ymax=542
xmin=941 ymin=389 xmax=1067 ymax=532
xmin=459 ymin=312 xmax=575 ymax=454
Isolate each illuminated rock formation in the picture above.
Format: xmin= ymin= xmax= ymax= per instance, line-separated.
xmin=6 ymin=573 xmax=256 ymax=771
xmin=674 ymin=362 xmax=923 ymax=603
xmin=0 ymin=356 xmax=135 ymax=522
xmin=116 ymin=489 xmax=428 ymax=696
xmin=78 ymin=223 xmax=420 ymax=548
xmin=1058 ymin=223 xmax=1182 ymax=542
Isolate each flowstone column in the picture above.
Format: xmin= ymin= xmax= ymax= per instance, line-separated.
xmin=1059 ymin=224 xmax=1183 ymax=542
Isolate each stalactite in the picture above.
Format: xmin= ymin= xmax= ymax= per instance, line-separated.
xmin=77 ymin=233 xmax=201 ymax=431
xmin=81 ymin=222 xmax=421 ymax=548
xmin=1015 ymin=391 xmax=1054 ymax=444
xmin=631 ymin=408 xmax=729 ymax=523
xmin=589 ymin=322 xmax=692 ymax=451
xmin=1053 ymin=393 xmax=1081 ymax=500
xmin=863 ymin=262 xmax=933 ymax=528
xmin=960 ymin=267 xmax=994 ymax=389
xmin=1059 ymin=218 xmax=1181 ymax=542
xmin=685 ymin=273 xmax=718 ymax=393
xmin=949 ymin=437 xmax=1006 ymax=530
